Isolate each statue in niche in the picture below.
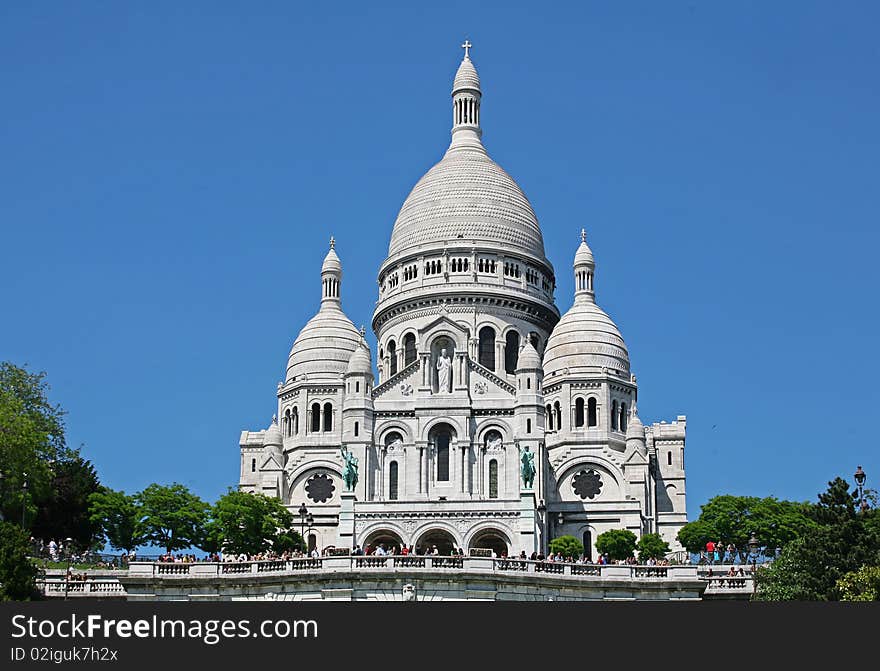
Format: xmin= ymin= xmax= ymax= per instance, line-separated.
xmin=436 ymin=348 xmax=452 ymax=393
xmin=520 ymin=446 xmax=536 ymax=489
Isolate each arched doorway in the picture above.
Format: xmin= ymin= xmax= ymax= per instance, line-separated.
xmin=362 ymin=529 xmax=405 ymax=555
xmin=582 ymin=530 xmax=592 ymax=561
xmin=415 ymin=528 xmax=457 ymax=556
xmin=468 ymin=528 xmax=511 ymax=557
xmin=428 ymin=423 xmax=455 ymax=483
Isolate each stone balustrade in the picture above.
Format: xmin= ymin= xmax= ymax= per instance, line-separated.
xmin=126 ymin=558 xmax=699 ymax=580
xmin=38 ymin=580 xmax=127 ymax=598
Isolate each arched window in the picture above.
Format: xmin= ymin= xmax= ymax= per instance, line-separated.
xmin=587 ymin=398 xmax=597 ymax=427
xmin=387 ymin=340 xmax=397 ymax=377
xmin=526 ymin=418 xmax=532 ymax=434
xmin=667 ymin=451 xmax=672 ymax=466
xmin=354 ymin=421 xmax=359 ymax=437
xmin=479 ymin=326 xmax=496 ymax=370
xmin=575 ymin=398 xmax=585 ymax=428
xmin=546 ymin=404 xmax=554 ymax=430
xmin=529 ymin=333 xmax=540 ymax=352
xmin=620 ymin=402 xmax=627 ymax=432
xmin=554 ymin=401 xmax=562 ymax=431
xmin=293 ymin=407 xmax=299 ymax=435
xmin=284 ymin=409 xmax=292 ymax=436
xmin=583 ymin=530 xmax=592 ymax=561
xmin=611 ymin=400 xmax=618 ymax=431
xmin=403 ymin=333 xmax=416 ymax=366
xmin=434 ymin=429 xmax=451 ymax=482
xmin=504 ymin=330 xmax=520 ymax=374
xmin=355 ymin=380 xmax=360 ymax=393
xmin=323 ymin=403 xmax=333 ymax=432
xmin=389 ymin=461 xmax=399 ymax=500
xmin=311 ymin=403 xmax=321 ymax=432
xmin=526 ymin=377 xmax=531 ymax=389
xmin=489 ymin=459 xmax=498 ymax=499
xmin=251 ymin=458 xmax=256 ymax=473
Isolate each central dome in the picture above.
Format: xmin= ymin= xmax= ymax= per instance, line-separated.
xmin=386 ymin=52 xmax=547 ymax=262
xmin=388 ymin=148 xmax=546 ymax=259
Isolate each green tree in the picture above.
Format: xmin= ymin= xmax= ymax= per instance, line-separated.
xmin=205 ymin=490 xmax=299 ymax=555
xmin=676 ymin=494 xmax=815 ymax=555
xmin=0 ymin=521 xmax=40 ymax=601
xmin=595 ymin=529 xmax=637 ymax=560
xmin=637 ymin=533 xmax=670 ymax=561
xmin=0 ymin=362 xmax=67 ymax=527
xmin=836 ymin=565 xmax=880 ymax=602
xmin=549 ymin=535 xmax=584 ymax=560
xmin=32 ymin=449 xmax=101 ymax=548
xmin=88 ymin=487 xmax=143 ymax=553
xmin=136 ymin=483 xmax=210 ymax=553
xmin=754 ymin=478 xmax=880 ymax=601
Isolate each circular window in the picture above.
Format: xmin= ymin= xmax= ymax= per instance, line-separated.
xmin=572 ymin=469 xmax=603 ymax=500
xmin=306 ymin=473 xmax=335 ymax=503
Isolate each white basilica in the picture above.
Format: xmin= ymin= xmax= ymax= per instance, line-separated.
xmin=238 ymin=45 xmax=688 ymax=558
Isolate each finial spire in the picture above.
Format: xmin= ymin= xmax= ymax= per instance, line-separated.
xmin=329 ymin=236 xmax=335 ymax=250
xmin=462 ymin=39 xmax=472 ymax=59
xmin=359 ymin=325 xmax=366 ymax=337
xmin=581 ymin=228 xmax=586 ymax=243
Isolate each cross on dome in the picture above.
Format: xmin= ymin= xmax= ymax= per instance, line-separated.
xmin=462 ymin=40 xmax=472 ymax=59
xmin=329 ymin=236 xmax=336 ymax=250
xmin=581 ymin=228 xmax=587 ymax=243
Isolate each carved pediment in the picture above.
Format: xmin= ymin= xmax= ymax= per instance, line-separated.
xmin=468 ymin=359 xmax=516 ymax=396
xmin=418 ymin=314 xmax=470 ymax=339
xmin=260 ymin=452 xmax=283 ymax=471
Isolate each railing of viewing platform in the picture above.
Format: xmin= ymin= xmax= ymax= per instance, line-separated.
xmin=128 ymin=557 xmax=714 ymax=580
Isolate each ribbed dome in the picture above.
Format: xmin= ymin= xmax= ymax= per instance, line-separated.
xmin=543 ymin=298 xmax=630 ymax=377
xmin=345 ymin=343 xmax=373 ymax=376
xmin=574 ymin=239 xmax=594 ymax=266
xmin=516 ymin=340 xmax=542 ymax=371
xmin=453 ymin=57 xmax=480 ymax=92
xmin=322 ymin=246 xmax=341 ymax=273
xmin=286 ymin=304 xmax=361 ymax=383
xmin=388 ymin=147 xmax=546 ymax=259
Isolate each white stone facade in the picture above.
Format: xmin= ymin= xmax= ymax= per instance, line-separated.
xmin=238 ymin=46 xmax=688 ymax=558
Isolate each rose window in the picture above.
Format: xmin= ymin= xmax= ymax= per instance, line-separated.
xmin=572 ymin=469 xmax=602 ymax=500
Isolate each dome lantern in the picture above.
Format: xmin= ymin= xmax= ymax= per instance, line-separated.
xmin=451 ymin=40 xmax=482 ymax=150
xmin=321 ymin=236 xmax=342 ymax=305
xmin=574 ymin=229 xmax=596 ymax=303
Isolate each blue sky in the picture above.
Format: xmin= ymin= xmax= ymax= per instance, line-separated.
xmin=2 ymin=1 xmax=878 ymax=520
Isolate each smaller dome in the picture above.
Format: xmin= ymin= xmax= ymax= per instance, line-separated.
xmin=263 ymin=419 xmax=282 ymax=447
xmin=516 ymin=340 xmax=541 ymax=371
xmin=286 ymin=305 xmax=361 ymax=382
xmin=345 ymin=343 xmax=373 ymax=376
xmin=453 ymin=56 xmax=480 ymax=93
xmin=543 ymin=300 xmax=630 ymax=376
xmin=322 ymin=245 xmax=341 ymax=274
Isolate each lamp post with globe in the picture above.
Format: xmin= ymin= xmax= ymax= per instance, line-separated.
xmin=854 ymin=466 xmax=868 ymax=513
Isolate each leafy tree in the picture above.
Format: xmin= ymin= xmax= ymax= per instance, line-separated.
xmin=0 ymin=362 xmax=67 ymax=527
xmin=754 ymin=478 xmax=880 ymax=601
xmin=637 ymin=533 xmax=670 ymax=561
xmin=595 ymin=529 xmax=637 ymax=560
xmin=136 ymin=483 xmax=210 ymax=553
xmin=205 ymin=490 xmax=299 ymax=555
xmin=89 ymin=487 xmax=143 ymax=553
xmin=32 ymin=449 xmax=101 ymax=548
xmin=0 ymin=521 xmax=40 ymax=601
xmin=836 ymin=565 xmax=880 ymax=602
xmin=549 ymin=535 xmax=584 ymax=559
xmin=676 ymin=494 xmax=815 ymax=554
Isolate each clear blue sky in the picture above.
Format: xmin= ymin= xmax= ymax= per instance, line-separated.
xmin=2 ymin=1 xmax=878 ymax=520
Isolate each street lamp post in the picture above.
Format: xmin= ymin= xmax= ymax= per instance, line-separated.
xmin=854 ymin=466 xmax=868 ymax=513
xmin=298 ymin=503 xmax=308 ymax=552
xmin=21 ymin=473 xmax=28 ymax=528
xmin=63 ymin=537 xmax=74 ymax=601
